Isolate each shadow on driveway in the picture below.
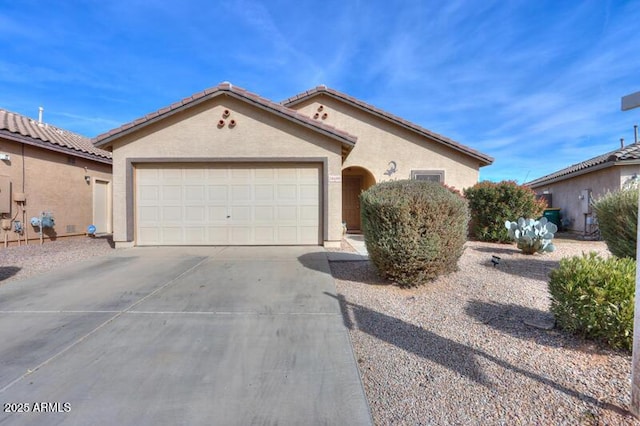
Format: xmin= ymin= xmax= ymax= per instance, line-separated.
xmin=0 ymin=266 xmax=20 ymax=282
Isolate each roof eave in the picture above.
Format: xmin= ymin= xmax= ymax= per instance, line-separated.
xmin=527 ymin=160 xmax=621 ymax=188
xmin=93 ymin=92 xmax=222 ymax=148
xmin=94 ymin=88 xmax=357 ymax=150
xmin=0 ymin=130 xmax=112 ymax=165
xmin=283 ymin=89 xmax=493 ymax=166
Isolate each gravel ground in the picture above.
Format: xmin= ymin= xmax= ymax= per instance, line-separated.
xmin=331 ymin=237 xmax=639 ymax=425
xmin=0 ymin=235 xmax=115 ymax=284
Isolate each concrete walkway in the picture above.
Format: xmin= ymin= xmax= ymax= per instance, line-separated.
xmin=345 ymin=233 xmax=368 ymax=256
xmin=326 ymin=234 xmax=369 ymax=262
xmin=0 ymin=247 xmax=371 ymax=425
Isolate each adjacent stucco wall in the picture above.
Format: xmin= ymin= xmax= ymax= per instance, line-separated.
xmin=531 ymin=166 xmax=626 ymax=233
xmin=109 ymin=96 xmax=344 ymax=246
xmin=0 ymin=138 xmax=112 ymax=244
xmin=289 ymin=95 xmax=482 ymax=190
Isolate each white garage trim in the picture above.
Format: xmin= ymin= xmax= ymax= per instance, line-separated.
xmin=126 ymin=158 xmax=328 ymax=246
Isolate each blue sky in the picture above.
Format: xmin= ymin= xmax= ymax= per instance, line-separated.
xmin=1 ymin=0 xmax=639 ymax=182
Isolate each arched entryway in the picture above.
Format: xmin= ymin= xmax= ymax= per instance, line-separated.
xmin=342 ymin=166 xmax=376 ymax=232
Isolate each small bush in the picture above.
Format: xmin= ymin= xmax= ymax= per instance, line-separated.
xmin=592 ymin=187 xmax=638 ymax=258
xmin=505 ymin=217 xmax=557 ymax=254
xmin=360 ymin=180 xmax=469 ymax=287
xmin=464 ymin=181 xmax=546 ymax=243
xmin=548 ymin=253 xmax=635 ymax=351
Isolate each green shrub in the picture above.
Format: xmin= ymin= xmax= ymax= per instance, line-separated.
xmin=592 ymin=187 xmax=638 ymax=258
xmin=463 ymin=180 xmax=546 ymax=243
xmin=548 ymin=253 xmax=635 ymax=351
xmin=360 ymin=180 xmax=469 ymax=287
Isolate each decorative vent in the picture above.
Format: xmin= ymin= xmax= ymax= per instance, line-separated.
xmin=66 ymin=225 xmax=76 ymax=233
xmin=410 ymin=170 xmax=444 ymax=183
xmin=67 ymin=156 xmax=76 ymax=165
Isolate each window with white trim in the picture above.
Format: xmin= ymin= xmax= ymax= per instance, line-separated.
xmin=410 ymin=170 xmax=444 ymax=183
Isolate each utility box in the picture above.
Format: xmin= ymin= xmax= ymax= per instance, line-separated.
xmin=0 ymin=175 xmax=10 ymax=214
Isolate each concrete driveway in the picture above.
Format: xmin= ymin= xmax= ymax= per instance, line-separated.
xmin=0 ymin=247 xmax=371 ymax=425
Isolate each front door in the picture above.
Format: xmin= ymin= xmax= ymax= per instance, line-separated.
xmin=93 ymin=180 xmax=110 ymax=233
xmin=342 ymin=176 xmax=362 ymax=231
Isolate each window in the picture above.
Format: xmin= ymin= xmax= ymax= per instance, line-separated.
xmin=410 ymin=170 xmax=444 ymax=183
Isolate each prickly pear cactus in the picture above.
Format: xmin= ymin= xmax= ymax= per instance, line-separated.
xmin=504 ymin=217 xmax=557 ymax=254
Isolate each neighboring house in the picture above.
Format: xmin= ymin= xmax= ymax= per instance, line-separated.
xmin=526 ymin=141 xmax=640 ymax=234
xmin=0 ymin=108 xmax=113 ymax=245
xmin=93 ymin=82 xmax=493 ymax=248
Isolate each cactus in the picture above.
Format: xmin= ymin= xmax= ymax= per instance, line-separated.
xmin=504 ymin=217 xmax=557 ymax=254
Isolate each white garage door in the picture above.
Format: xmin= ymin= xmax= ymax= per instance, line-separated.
xmin=136 ymin=163 xmax=321 ymax=245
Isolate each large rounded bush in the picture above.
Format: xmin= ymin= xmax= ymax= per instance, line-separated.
xmin=463 ymin=180 xmax=546 ymax=243
xmin=549 ymin=253 xmax=635 ymax=351
xmin=592 ymin=187 xmax=638 ymax=258
xmin=360 ymin=180 xmax=469 ymax=287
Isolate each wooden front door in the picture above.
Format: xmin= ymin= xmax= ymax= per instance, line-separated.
xmin=342 ymin=176 xmax=362 ymax=231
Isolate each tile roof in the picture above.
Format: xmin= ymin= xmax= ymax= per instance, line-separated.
xmin=93 ymin=82 xmax=358 ymax=148
xmin=282 ymin=86 xmax=494 ymax=166
xmin=527 ymin=143 xmax=640 ymax=187
xmin=0 ymin=108 xmax=112 ymax=163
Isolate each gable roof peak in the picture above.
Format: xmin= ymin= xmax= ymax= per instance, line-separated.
xmin=281 ymin=86 xmax=493 ymax=166
xmin=94 ymin=82 xmax=357 ymax=148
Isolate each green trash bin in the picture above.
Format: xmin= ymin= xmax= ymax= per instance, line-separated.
xmin=543 ymin=208 xmax=561 ymax=230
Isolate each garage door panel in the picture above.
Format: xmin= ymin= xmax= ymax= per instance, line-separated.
xmin=254 ymin=206 xmax=274 ymax=221
xmin=277 ymin=206 xmax=297 ymax=221
xmin=138 ymin=227 xmax=160 ymax=243
xmin=254 ymin=227 xmax=275 ymax=243
xmin=231 ymin=185 xmax=251 ymax=201
xmin=162 ymin=206 xmax=182 ymax=221
xmin=208 ymin=186 xmax=228 ymax=202
xmin=138 ymin=168 xmax=159 ymax=183
xmin=230 ymin=206 xmax=251 ymax=221
xmin=138 ymin=186 xmax=159 ymax=202
xmin=277 ymin=185 xmax=297 ymax=200
xmin=231 ymin=169 xmax=252 ymax=180
xmin=162 ymin=186 xmax=182 ymax=201
xmin=300 ymin=226 xmax=319 ymax=243
xmin=277 ymin=168 xmax=297 ymax=180
xmin=300 ymin=206 xmax=319 ymax=221
xmin=208 ymin=226 xmax=230 ymax=244
xmin=161 ymin=227 xmax=183 ymax=243
xmin=138 ymin=206 xmax=159 ymax=222
xmin=162 ymin=169 xmax=182 ymax=180
xmin=185 ymin=185 xmax=205 ymax=201
xmin=254 ymin=168 xmax=275 ymax=180
xmin=300 ymin=184 xmax=319 ymax=201
xmin=136 ymin=163 xmax=320 ymax=245
xmin=255 ymin=185 xmax=274 ymax=201
xmin=299 ymin=167 xmax=319 ymax=180
xmin=185 ymin=227 xmax=206 ymax=243
xmin=230 ymin=227 xmax=251 ymax=243
xmin=184 ymin=169 xmax=205 ymax=180
xmin=278 ymin=226 xmax=298 ymax=243
xmin=208 ymin=206 xmax=228 ymax=221
xmin=185 ymin=206 xmax=205 ymax=222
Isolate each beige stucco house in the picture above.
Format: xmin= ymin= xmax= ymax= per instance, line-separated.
xmin=0 ymin=109 xmax=112 ymax=245
xmin=527 ymin=141 xmax=640 ymax=234
xmin=93 ymin=82 xmax=493 ymax=248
